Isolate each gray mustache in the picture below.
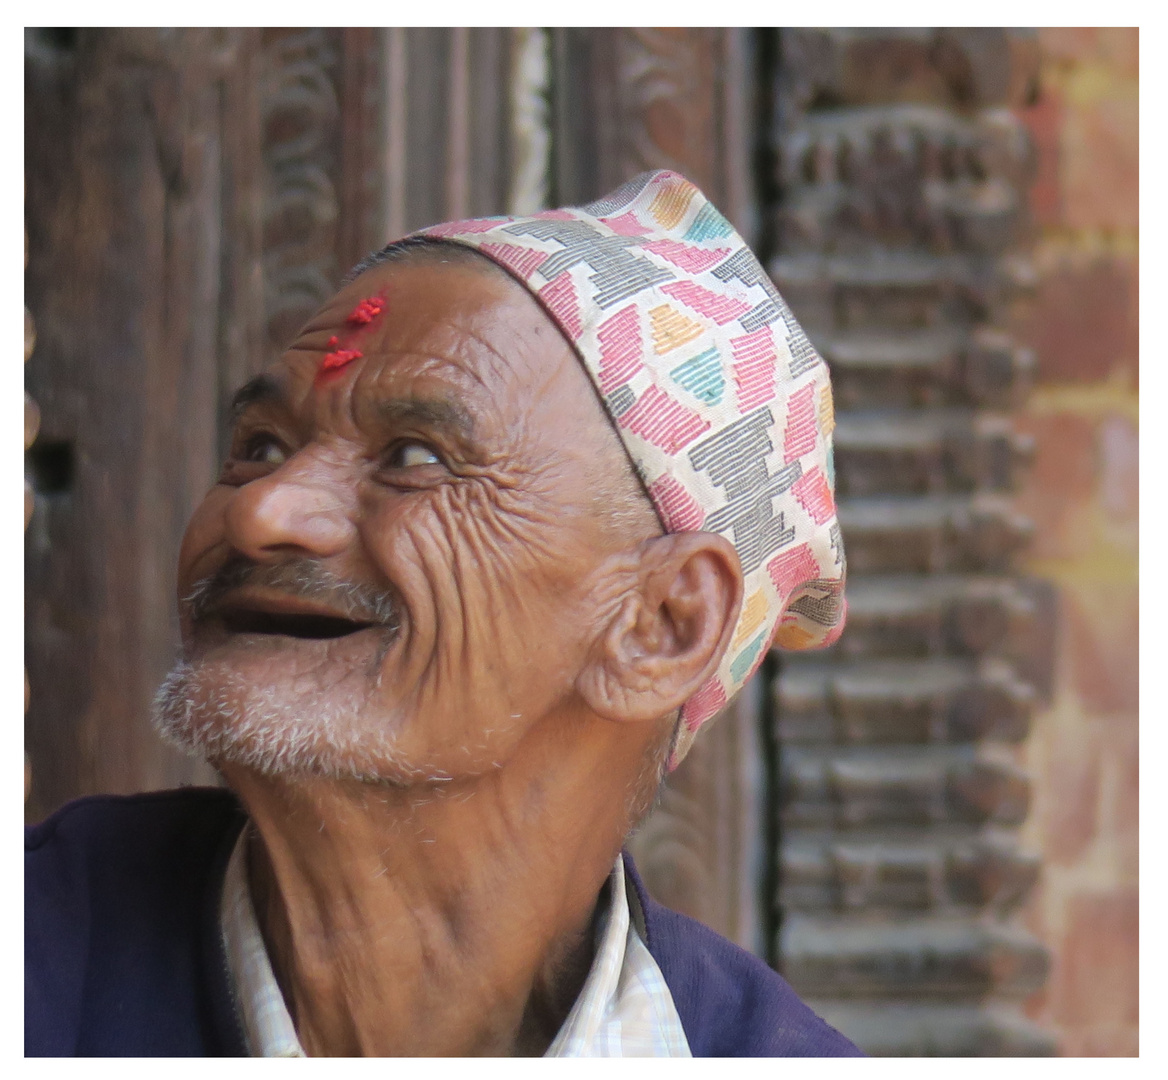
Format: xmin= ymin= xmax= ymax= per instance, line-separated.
xmin=185 ymin=556 xmax=401 ymax=629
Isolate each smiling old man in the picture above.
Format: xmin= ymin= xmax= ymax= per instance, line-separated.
xmin=26 ymin=171 xmax=856 ymax=1057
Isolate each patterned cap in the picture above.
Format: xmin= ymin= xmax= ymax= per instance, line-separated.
xmin=418 ymin=170 xmax=845 ymax=765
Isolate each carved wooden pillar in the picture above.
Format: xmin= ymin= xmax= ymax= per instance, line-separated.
xmin=381 ymin=28 xmax=515 ymax=238
xmin=259 ymin=26 xmax=524 ymax=365
xmin=25 ymin=224 xmax=39 ymax=805
xmin=24 ymin=29 xmax=266 ymax=820
xmin=551 ymin=28 xmax=753 ymax=240
xmin=765 ymin=28 xmax=1056 ymax=1054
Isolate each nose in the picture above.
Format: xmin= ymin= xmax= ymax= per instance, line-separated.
xmin=224 ymin=448 xmax=356 ymax=563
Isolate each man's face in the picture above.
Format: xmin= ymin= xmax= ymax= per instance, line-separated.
xmin=157 ymin=254 xmax=654 ymax=783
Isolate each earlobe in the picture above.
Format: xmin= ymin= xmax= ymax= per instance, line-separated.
xmin=576 ymin=532 xmax=743 ymax=724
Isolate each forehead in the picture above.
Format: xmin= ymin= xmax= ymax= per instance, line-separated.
xmin=267 ymin=256 xmax=585 ymax=424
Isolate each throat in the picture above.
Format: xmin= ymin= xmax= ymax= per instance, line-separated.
xmin=232 ymin=777 xmax=613 ymax=1057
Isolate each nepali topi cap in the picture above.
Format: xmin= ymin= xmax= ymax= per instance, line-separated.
xmin=417 ymin=170 xmax=846 ymax=765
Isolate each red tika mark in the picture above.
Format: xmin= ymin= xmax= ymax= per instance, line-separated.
xmin=620 ymin=385 xmax=710 ymax=455
xmin=642 ymin=239 xmax=731 ymax=274
xmin=601 ymin=211 xmax=652 ymax=237
xmin=347 ymin=296 xmax=386 ymax=326
xmin=660 ymin=280 xmax=751 ymax=325
xmin=792 ymin=467 xmax=836 ymax=525
xmin=783 ymin=384 xmax=819 ymax=463
xmin=478 ymin=242 xmax=548 ymax=280
xmin=681 ymin=678 xmax=727 ymax=732
xmin=596 ymin=304 xmax=643 ymax=393
xmin=730 ymin=326 xmax=777 ymax=411
xmin=321 ymin=348 xmax=363 ymax=371
xmin=538 ymin=272 xmax=583 ymax=340
xmin=648 ymin=474 xmax=705 ymax=532
xmin=766 ymin=543 xmax=819 ymax=602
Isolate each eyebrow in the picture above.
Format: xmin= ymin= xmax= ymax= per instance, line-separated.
xmin=227 ymin=377 xmax=480 ymax=451
xmin=374 ymin=397 xmax=477 ymax=443
xmin=229 ymin=373 xmax=287 ymax=420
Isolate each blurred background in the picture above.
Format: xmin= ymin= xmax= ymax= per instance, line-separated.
xmin=24 ymin=27 xmax=1137 ymax=1057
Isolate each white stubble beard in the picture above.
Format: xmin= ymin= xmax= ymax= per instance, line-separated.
xmin=150 ymin=656 xmax=445 ymax=785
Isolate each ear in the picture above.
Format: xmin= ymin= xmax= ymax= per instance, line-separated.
xmin=576 ymin=531 xmax=744 ymax=724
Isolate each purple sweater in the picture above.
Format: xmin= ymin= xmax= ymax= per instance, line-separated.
xmin=25 ymin=788 xmax=861 ymax=1057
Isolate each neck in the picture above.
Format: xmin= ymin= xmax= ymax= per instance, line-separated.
xmin=220 ymin=719 xmax=650 ymax=1056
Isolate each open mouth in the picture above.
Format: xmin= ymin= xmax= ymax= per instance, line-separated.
xmin=216 ymin=608 xmax=377 ymax=640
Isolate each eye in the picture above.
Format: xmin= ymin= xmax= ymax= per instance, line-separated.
xmin=241 ymin=434 xmax=288 ymax=466
xmin=385 ymin=441 xmax=442 ymax=469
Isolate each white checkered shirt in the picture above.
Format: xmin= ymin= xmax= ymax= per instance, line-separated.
xmin=219 ymin=830 xmax=691 ymax=1057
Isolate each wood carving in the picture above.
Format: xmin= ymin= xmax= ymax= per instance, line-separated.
xmin=260 ymin=29 xmax=342 ymax=356
xmin=615 ymin=29 xmax=717 ymax=190
xmin=769 ymin=27 xmax=1053 ymax=1055
xmin=24 ymin=29 xmax=264 ymax=818
xmin=507 ymin=28 xmax=551 ymax=216
xmin=25 ymin=222 xmax=37 ymax=802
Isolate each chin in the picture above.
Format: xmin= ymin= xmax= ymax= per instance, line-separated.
xmin=150 ymin=657 xmax=451 ymax=786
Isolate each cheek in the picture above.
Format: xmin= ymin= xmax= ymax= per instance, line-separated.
xmin=437 ymin=481 xmax=590 ymax=634
xmin=363 ymin=482 xmax=597 ymax=702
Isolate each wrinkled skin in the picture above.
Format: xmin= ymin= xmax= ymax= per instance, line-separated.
xmin=179 ymin=256 xmax=656 ymax=780
xmin=168 ymin=252 xmax=743 ymax=1056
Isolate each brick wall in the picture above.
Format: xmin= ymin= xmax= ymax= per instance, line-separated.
xmin=1013 ymin=27 xmax=1138 ymax=1057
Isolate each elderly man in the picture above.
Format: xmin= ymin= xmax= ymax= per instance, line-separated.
xmin=26 ymin=171 xmax=854 ymax=1057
